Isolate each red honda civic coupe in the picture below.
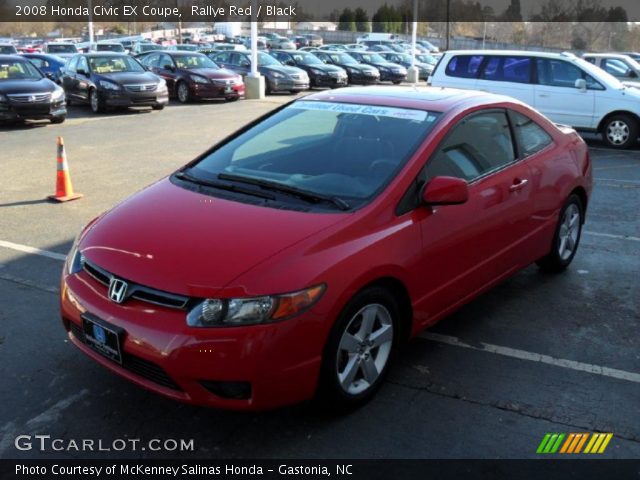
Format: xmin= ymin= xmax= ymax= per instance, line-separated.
xmin=61 ymin=87 xmax=592 ymax=410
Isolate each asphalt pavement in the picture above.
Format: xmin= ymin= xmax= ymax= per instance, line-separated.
xmin=0 ymin=94 xmax=638 ymax=459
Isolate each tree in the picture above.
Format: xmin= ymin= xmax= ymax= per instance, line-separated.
xmin=354 ymin=8 xmax=370 ymax=32
xmin=338 ymin=8 xmax=356 ymax=32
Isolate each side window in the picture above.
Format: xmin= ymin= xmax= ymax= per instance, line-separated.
xmin=510 ymin=110 xmax=553 ymax=157
xmin=481 ymin=56 xmax=531 ymax=83
xmin=141 ymin=53 xmax=159 ymax=67
xmin=423 ymin=111 xmax=516 ymax=182
xmin=77 ymin=56 xmax=88 ymax=73
xmin=215 ymin=52 xmax=231 ymax=64
xmin=158 ymin=54 xmax=173 ymax=69
xmin=583 ymin=57 xmax=596 ymax=65
xmin=537 ymin=58 xmax=605 ymax=90
xmin=66 ymin=56 xmax=78 ymax=73
xmin=445 ymin=55 xmax=484 ymax=78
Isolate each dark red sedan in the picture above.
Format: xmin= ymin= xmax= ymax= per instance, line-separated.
xmin=137 ymin=51 xmax=244 ymax=102
xmin=61 ymin=87 xmax=592 ymax=410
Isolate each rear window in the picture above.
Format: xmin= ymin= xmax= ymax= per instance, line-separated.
xmin=510 ymin=111 xmax=553 ymax=157
xmin=481 ymin=56 xmax=532 ymax=83
xmin=445 ymin=55 xmax=484 ymax=78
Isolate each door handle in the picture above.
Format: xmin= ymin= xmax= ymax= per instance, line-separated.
xmin=509 ymin=178 xmax=528 ymax=192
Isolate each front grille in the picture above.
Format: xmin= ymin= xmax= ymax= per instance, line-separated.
xmin=130 ymin=96 xmax=156 ymax=104
xmin=68 ymin=320 xmax=182 ymax=391
xmin=7 ymin=93 xmax=51 ymax=103
xmin=83 ymin=259 xmax=190 ymax=309
xmin=124 ymin=84 xmax=157 ymax=93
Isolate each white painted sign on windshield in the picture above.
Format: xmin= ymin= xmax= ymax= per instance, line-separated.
xmin=291 ymin=101 xmax=432 ymax=122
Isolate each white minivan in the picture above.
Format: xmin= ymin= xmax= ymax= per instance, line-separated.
xmin=429 ymin=50 xmax=640 ymax=148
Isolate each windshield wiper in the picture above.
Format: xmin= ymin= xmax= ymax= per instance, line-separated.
xmin=174 ymin=171 xmax=276 ymax=200
xmin=218 ymin=173 xmax=351 ymax=211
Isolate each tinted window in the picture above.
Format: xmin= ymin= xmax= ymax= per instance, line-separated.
xmin=77 ymin=56 xmax=89 ymax=72
xmin=510 ymin=111 xmax=553 ymax=157
xmin=536 ymin=58 xmax=604 ymax=90
xmin=445 ymin=55 xmax=484 ymax=78
xmin=28 ymin=58 xmax=48 ymax=68
xmin=141 ymin=53 xmax=160 ymax=67
xmin=424 ymin=111 xmax=515 ymax=182
xmin=481 ymin=56 xmax=531 ymax=83
xmin=214 ymin=52 xmax=231 ymax=64
xmin=66 ymin=56 xmax=78 ymax=72
xmin=583 ymin=57 xmax=596 ymax=65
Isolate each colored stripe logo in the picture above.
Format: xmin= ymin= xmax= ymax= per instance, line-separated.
xmin=537 ymin=433 xmax=613 ymax=454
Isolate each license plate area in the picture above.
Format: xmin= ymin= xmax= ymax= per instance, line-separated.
xmin=82 ymin=313 xmax=124 ymax=364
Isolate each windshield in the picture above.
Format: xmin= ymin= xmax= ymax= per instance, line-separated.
xmin=573 ymin=57 xmax=625 ymax=89
xmin=89 ymin=56 xmax=145 ymax=73
xmin=0 ymin=59 xmax=43 ymax=80
xmin=175 ymin=54 xmax=218 ymax=69
xmin=417 ymin=54 xmax=438 ymax=65
xmin=257 ymin=52 xmax=279 ymax=66
xmin=97 ymin=43 xmax=124 ymax=52
xmin=176 ymin=45 xmax=199 ymax=51
xmin=139 ymin=44 xmax=161 ymax=52
xmin=48 ymin=44 xmax=77 ymax=53
xmin=186 ymin=101 xmax=441 ymax=208
xmin=291 ymin=52 xmax=322 ymax=65
xmin=332 ymin=53 xmax=359 ymax=65
xmin=360 ymin=53 xmax=386 ymax=63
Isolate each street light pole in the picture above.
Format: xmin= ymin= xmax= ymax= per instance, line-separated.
xmin=87 ymin=0 xmax=94 ymax=43
xmin=245 ymin=0 xmax=265 ymax=99
xmin=406 ymin=0 xmax=419 ymax=84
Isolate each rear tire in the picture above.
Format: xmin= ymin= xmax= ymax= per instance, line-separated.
xmin=536 ymin=194 xmax=584 ymax=273
xmin=602 ymin=113 xmax=638 ymax=149
xmin=316 ymin=287 xmax=399 ymax=411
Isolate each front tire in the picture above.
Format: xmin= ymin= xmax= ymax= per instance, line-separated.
xmin=602 ymin=114 xmax=638 ymax=149
xmin=536 ymin=194 xmax=584 ymax=273
xmin=89 ymin=89 xmax=106 ymax=114
xmin=392 ymin=80 xmax=402 ymax=85
xmin=317 ymin=287 xmax=399 ymax=410
xmin=50 ymin=116 xmax=65 ymax=124
xmin=176 ymin=81 xmax=191 ymax=104
xmin=152 ymin=104 xmax=165 ymax=110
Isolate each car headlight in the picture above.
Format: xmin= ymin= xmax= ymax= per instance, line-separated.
xmin=190 ymin=74 xmax=209 ymax=84
xmin=309 ymin=68 xmax=323 ymax=75
xmin=98 ymin=80 xmax=120 ymax=91
xmin=346 ymin=67 xmax=357 ymax=74
xmin=157 ymin=78 xmax=167 ymax=90
xmin=186 ymin=285 xmax=325 ymax=327
xmin=51 ymin=87 xmax=64 ymax=101
xmin=270 ymin=71 xmax=286 ymax=79
xmin=0 ymin=93 xmax=7 ymax=103
xmin=66 ymin=238 xmax=85 ymax=276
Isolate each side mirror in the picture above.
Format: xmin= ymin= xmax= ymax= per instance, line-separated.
xmin=574 ymin=78 xmax=587 ymax=91
xmin=286 ymin=60 xmax=295 ymax=67
xmin=76 ymin=69 xmax=88 ymax=76
xmin=163 ymin=64 xmax=175 ymax=71
xmin=421 ymin=176 xmax=469 ymax=206
xmin=45 ymin=72 xmax=56 ymax=80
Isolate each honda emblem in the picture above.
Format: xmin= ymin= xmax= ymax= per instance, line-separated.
xmin=108 ymin=277 xmax=128 ymax=304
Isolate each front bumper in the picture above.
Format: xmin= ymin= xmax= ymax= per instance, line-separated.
xmin=60 ymin=272 xmax=325 ymax=411
xmin=101 ymin=89 xmax=169 ymax=108
xmin=191 ymin=82 xmax=245 ymax=99
xmin=379 ymin=71 xmax=407 ymax=82
xmin=348 ymin=71 xmax=380 ymax=85
xmin=269 ymin=77 xmax=309 ymax=92
xmin=0 ymin=99 xmax=66 ymax=121
xmin=311 ymin=73 xmax=348 ymax=88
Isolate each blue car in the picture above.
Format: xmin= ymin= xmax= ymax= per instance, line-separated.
xmin=21 ymin=53 xmax=67 ymax=83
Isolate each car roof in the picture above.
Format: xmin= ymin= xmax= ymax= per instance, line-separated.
xmin=0 ymin=54 xmax=27 ymax=61
xmin=444 ymin=49 xmax=578 ymax=60
xmin=77 ymin=52 xmax=130 ymax=57
xmin=583 ymin=53 xmax=632 ymax=59
xmin=303 ymin=86 xmax=524 ymax=114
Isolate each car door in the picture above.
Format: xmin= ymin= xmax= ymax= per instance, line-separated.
xmin=231 ymin=53 xmax=251 ymax=77
xmin=534 ymin=58 xmax=596 ymax=129
xmin=74 ymin=56 xmax=92 ymax=103
xmin=156 ymin=53 xmax=178 ymax=92
xmin=410 ymin=110 xmax=534 ymax=323
xmin=60 ymin=56 xmax=78 ymax=98
xmin=475 ymin=55 xmax=535 ymax=106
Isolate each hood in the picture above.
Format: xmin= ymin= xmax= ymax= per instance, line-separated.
xmin=188 ymin=67 xmax=238 ymax=80
xmin=80 ymin=178 xmax=345 ymax=297
xmin=260 ymin=64 xmax=306 ymax=77
xmin=0 ymin=77 xmax=57 ymax=95
xmin=307 ymin=63 xmax=344 ymax=73
xmin=96 ymin=71 xmax=160 ymax=84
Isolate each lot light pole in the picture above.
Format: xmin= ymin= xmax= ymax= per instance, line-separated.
xmin=87 ymin=0 xmax=94 ymax=43
xmin=406 ymin=0 xmax=419 ymax=83
xmin=245 ymin=0 xmax=265 ymax=99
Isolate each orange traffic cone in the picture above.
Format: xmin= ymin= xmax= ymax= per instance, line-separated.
xmin=48 ymin=137 xmax=83 ymax=202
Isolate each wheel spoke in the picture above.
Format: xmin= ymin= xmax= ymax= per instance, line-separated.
xmin=569 ymin=213 xmax=579 ymax=229
xmin=369 ymin=324 xmax=393 ymax=348
xmin=361 ymin=356 xmax=379 ymax=384
xmin=339 ymin=355 xmax=360 ymax=389
xmin=359 ymin=306 xmax=377 ymax=337
xmin=566 ymin=234 xmax=575 ymax=251
xmin=339 ymin=333 xmax=360 ymax=353
xmin=558 ymin=236 xmax=567 ymax=257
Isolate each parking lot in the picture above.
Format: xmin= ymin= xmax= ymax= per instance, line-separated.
xmin=0 ymin=95 xmax=639 ymax=460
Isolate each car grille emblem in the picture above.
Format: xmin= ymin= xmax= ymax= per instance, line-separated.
xmin=28 ymin=95 xmax=36 ymax=102
xmin=108 ymin=277 xmax=128 ymax=304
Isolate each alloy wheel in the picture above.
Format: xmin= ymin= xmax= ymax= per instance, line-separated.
xmin=557 ymin=203 xmax=581 ymax=261
xmin=90 ymin=91 xmax=98 ymax=113
xmin=336 ymin=303 xmax=393 ymax=395
xmin=178 ymin=83 xmax=189 ymax=103
xmin=606 ymin=120 xmax=630 ymax=146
